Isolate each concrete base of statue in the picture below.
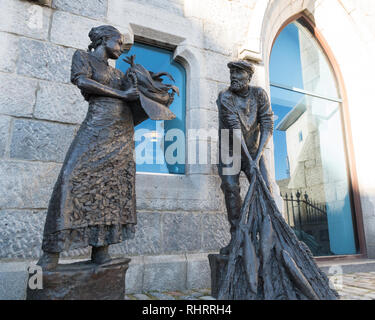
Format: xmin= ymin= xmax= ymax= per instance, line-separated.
xmin=208 ymin=254 xmax=229 ymax=299
xmin=26 ymin=258 xmax=130 ymax=300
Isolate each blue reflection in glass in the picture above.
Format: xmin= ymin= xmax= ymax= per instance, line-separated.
xmin=269 ymin=22 xmax=357 ymax=256
xmin=116 ymin=43 xmax=186 ymax=174
xmin=270 ymin=23 xmax=304 ymax=89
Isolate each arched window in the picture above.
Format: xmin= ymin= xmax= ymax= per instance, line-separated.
xmin=116 ymin=42 xmax=186 ymax=174
xmin=270 ymin=19 xmax=358 ymax=256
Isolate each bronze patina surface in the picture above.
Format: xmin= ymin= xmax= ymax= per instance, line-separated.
xmin=213 ymin=60 xmax=339 ymax=300
xmin=30 ymin=25 xmax=177 ymax=299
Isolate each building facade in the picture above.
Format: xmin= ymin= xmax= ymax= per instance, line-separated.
xmin=0 ymin=0 xmax=375 ymax=299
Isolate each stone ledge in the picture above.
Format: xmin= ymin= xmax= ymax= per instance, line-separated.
xmin=318 ymin=259 xmax=375 ymax=275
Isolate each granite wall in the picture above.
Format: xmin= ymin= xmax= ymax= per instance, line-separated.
xmin=1 ymin=0 xmax=375 ymax=298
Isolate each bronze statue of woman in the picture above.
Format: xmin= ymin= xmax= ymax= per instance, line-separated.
xmin=37 ymin=25 xmax=153 ymax=270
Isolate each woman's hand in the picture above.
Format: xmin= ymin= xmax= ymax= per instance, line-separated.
xmin=121 ymin=87 xmax=139 ymax=101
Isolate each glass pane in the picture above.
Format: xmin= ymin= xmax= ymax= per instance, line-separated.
xmin=270 ymin=21 xmax=340 ymax=100
xmin=116 ymin=43 xmax=186 ymax=174
xmin=271 ymin=86 xmax=358 ymax=256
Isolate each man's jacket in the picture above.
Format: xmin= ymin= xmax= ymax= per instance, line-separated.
xmin=217 ymin=86 xmax=274 ymax=158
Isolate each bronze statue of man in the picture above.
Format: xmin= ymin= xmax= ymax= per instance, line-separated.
xmin=217 ymin=60 xmax=274 ymax=255
xmin=212 ymin=60 xmax=338 ymax=300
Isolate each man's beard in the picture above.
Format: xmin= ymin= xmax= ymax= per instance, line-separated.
xmin=230 ymin=79 xmax=248 ymax=93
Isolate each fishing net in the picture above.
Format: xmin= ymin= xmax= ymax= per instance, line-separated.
xmin=217 ymin=164 xmax=339 ymax=300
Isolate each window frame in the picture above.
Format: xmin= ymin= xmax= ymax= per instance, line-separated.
xmin=270 ymin=13 xmax=367 ymax=261
xmin=116 ymin=40 xmax=187 ymax=175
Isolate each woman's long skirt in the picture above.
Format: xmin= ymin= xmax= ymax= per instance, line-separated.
xmin=42 ymin=97 xmax=136 ymax=253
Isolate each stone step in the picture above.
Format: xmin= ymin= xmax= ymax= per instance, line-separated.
xmin=318 ymin=259 xmax=375 ymax=275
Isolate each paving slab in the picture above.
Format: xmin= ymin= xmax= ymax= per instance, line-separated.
xmin=127 ymin=272 xmax=375 ymax=300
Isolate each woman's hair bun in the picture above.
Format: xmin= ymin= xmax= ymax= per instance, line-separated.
xmin=88 ymin=25 xmax=121 ymax=52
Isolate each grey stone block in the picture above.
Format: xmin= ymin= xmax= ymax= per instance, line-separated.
xmin=189 ymin=78 xmax=224 ymax=113
xmin=0 ymin=116 xmax=10 ymax=158
xmin=0 ymin=271 xmax=28 ymax=300
xmin=162 ymin=212 xmax=202 ymax=253
xmin=135 ymin=174 xmax=224 ymax=212
xmin=108 ymin=0 xmax=202 ymax=48
xmin=0 ymin=0 xmax=51 ymax=40
xmin=10 ymin=119 xmax=76 ymax=162
xmin=50 ymin=11 xmax=104 ymax=50
xmin=184 ymin=0 xmax=230 ymax=25
xmin=143 ymin=254 xmax=187 ymax=292
xmin=17 ymin=38 xmax=75 ymax=83
xmin=361 ymin=197 xmax=375 ymax=256
xmin=0 ymin=261 xmax=32 ymax=273
xmin=202 ymin=213 xmax=230 ymax=251
xmin=200 ymin=296 xmax=216 ymax=300
xmin=52 ymin=0 xmax=107 ymax=19
xmin=0 ymin=32 xmax=18 ymax=73
xmin=125 ymin=256 xmax=144 ymax=294
xmin=136 ymin=196 xmax=222 ymax=213
xmin=186 ymin=137 xmax=219 ymax=175
xmin=202 ymin=50 xmax=231 ymax=83
xmin=364 ymin=217 xmax=375 ymax=245
xmin=0 ymin=73 xmax=37 ymax=117
xmin=128 ymin=0 xmax=184 ymax=15
xmin=0 ymin=210 xmax=45 ymax=259
xmin=229 ymin=2 xmax=254 ymax=45
xmin=187 ymin=109 xmax=219 ymax=130
xmin=110 ymin=212 xmax=162 ymax=256
xmin=203 ymin=21 xmax=233 ymax=56
xmin=318 ymin=260 xmax=375 ymax=275
xmin=187 ymin=164 xmax=217 ymax=176
xmin=34 ymin=81 xmax=88 ymax=124
xmin=0 ymin=160 xmax=60 ymax=209
xmin=367 ymin=246 xmax=375 ymax=260
xmin=187 ymin=253 xmax=211 ymax=290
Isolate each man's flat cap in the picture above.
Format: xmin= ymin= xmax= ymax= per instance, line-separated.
xmin=227 ymin=60 xmax=255 ymax=75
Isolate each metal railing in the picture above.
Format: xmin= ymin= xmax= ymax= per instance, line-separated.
xmin=281 ymin=191 xmax=328 ymax=229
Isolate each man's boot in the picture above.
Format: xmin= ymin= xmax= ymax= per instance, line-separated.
xmin=91 ymin=245 xmax=111 ymax=264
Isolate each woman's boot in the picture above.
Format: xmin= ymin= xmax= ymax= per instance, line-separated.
xmin=37 ymin=251 xmax=59 ymax=270
xmin=91 ymin=246 xmax=111 ymax=264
